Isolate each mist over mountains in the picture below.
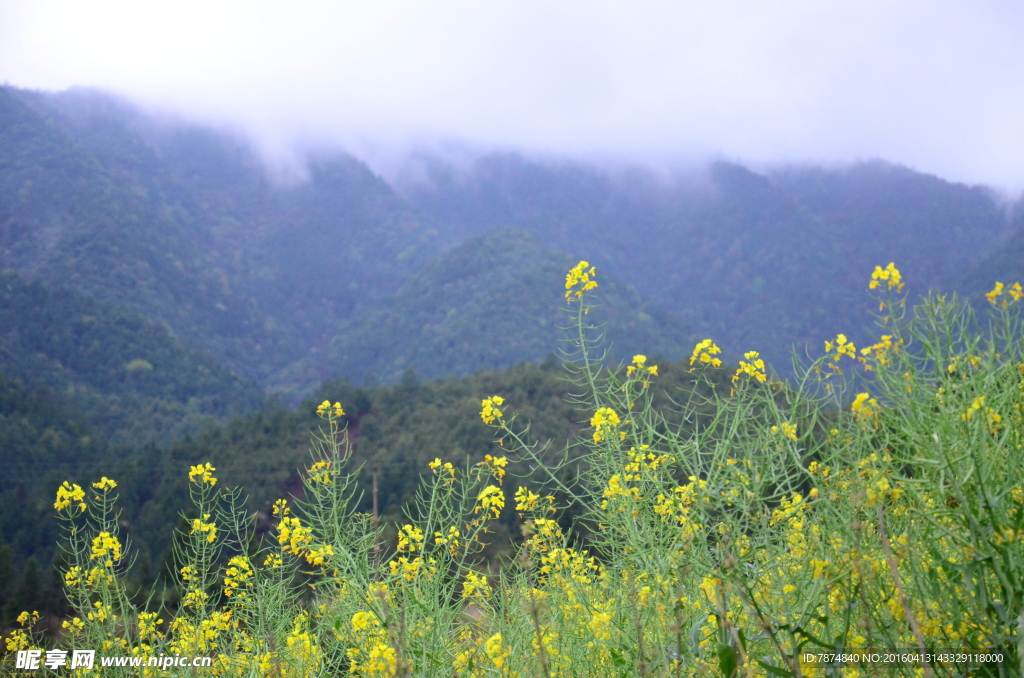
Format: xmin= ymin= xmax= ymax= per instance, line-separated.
xmin=3 ymin=84 xmax=1022 ymax=400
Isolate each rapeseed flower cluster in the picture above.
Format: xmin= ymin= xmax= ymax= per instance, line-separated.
xmin=476 ymin=454 xmax=508 ymax=483
xmin=188 ymin=462 xmax=217 ymax=486
xmin=869 ymin=261 xmax=904 ymax=291
xmin=475 ymin=486 xmax=505 ymax=518
xmin=589 ymin=406 xmax=622 ymax=442
xmin=770 ymin=421 xmax=798 ymax=442
xmin=850 ymin=391 xmax=879 ymax=423
xmin=689 ymin=338 xmax=722 ymax=368
xmin=316 ymin=399 xmax=345 ymax=418
xmin=732 ymin=350 xmax=767 ymax=382
xmin=824 ymin=333 xmax=857 ymax=369
xmin=53 ymin=481 xmax=85 ymax=511
xmin=986 ymin=280 xmax=1023 ymax=307
xmin=479 ymin=395 xmax=504 ymax=424
xmin=564 ymin=260 xmax=598 ymax=302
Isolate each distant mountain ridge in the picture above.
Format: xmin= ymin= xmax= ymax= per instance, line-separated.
xmin=402 ymin=155 xmax=1018 ymax=369
xmin=1 ymin=86 xmax=447 ymax=386
xmin=3 ymin=83 xmax=1023 ymax=397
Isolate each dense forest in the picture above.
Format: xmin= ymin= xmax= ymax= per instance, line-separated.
xmin=2 ymin=83 xmax=1023 ymax=633
xmin=4 ymin=85 xmax=1021 ymax=391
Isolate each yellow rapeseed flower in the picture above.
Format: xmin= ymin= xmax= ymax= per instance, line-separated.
xmin=188 ymin=463 xmax=217 ymax=486
xmin=477 ymin=454 xmax=509 ymax=483
xmin=190 ymin=513 xmax=218 ymax=544
xmin=90 ymin=532 xmax=122 ymax=567
xmin=868 ymin=262 xmax=904 ymax=292
xmin=54 ymin=482 xmax=86 ymax=512
xmin=307 ymin=460 xmax=333 ymax=484
xmin=565 ymin=261 xmax=598 ymax=302
xmin=590 ymin=407 xmax=622 ymax=443
xmin=589 ymin=611 xmax=614 ymax=641
xmin=62 ymin=617 xmax=85 ymax=635
xmin=987 ymin=281 xmax=1023 ymax=307
xmin=851 ymin=392 xmax=879 ymax=423
xmin=315 ymin=400 xmax=345 ymax=418
xmin=986 ymin=282 xmax=1004 ymax=305
xmin=397 ymin=524 xmax=425 ymax=554
xmin=475 ymin=486 xmax=505 ymax=518
xmin=770 ymin=422 xmax=798 ymax=442
xmin=515 ymin=486 xmax=555 ymax=514
xmin=480 ymin=395 xmax=504 ymax=424
xmin=223 ymin=556 xmax=253 ymax=597
xmin=305 ymin=544 xmax=334 ymax=566
xmin=689 ymin=339 xmax=722 ymax=368
xmin=824 ymin=334 xmax=856 ymax=361
xmin=485 ymin=633 xmax=510 ymax=669
xmin=352 ymin=611 xmax=377 ymax=632
xmin=92 ymin=477 xmax=117 ymax=491
xmin=462 ymin=571 xmax=491 ymax=599
xmin=732 ymin=351 xmax=767 ymax=383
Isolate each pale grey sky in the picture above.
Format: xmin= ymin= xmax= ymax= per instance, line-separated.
xmin=2 ymin=1 xmax=1023 ymax=191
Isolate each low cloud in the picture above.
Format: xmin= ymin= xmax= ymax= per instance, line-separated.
xmin=2 ymin=1 xmax=1023 ymax=192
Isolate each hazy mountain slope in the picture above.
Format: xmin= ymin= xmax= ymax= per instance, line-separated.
xmin=402 ymin=155 xmax=1013 ymax=370
xmin=260 ymin=155 xmax=449 ymax=348
xmin=1 ymin=86 xmax=449 ymax=384
xmin=949 ymin=206 xmax=1024 ymax=304
xmin=272 ymin=228 xmax=692 ymax=391
xmin=0 ymin=270 xmax=264 ymax=446
xmin=0 ymin=87 xmax=278 ymax=373
xmin=4 ymin=85 xmax=1017 ymax=388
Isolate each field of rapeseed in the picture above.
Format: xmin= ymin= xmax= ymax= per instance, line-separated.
xmin=4 ymin=262 xmax=1024 ymax=677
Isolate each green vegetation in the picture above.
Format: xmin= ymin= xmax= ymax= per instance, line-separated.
xmin=404 ymin=156 xmax=1019 ymax=371
xmin=0 ymin=372 xmax=104 ymax=625
xmin=274 ymin=227 xmax=691 ymax=392
xmin=5 ymin=85 xmax=1023 ymax=394
xmin=0 ymin=270 xmax=264 ymax=446
xmin=4 ymin=262 xmax=1024 ymax=676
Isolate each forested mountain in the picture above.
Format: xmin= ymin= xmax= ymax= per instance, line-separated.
xmin=0 ymin=270 xmax=264 ymax=447
xmin=272 ymin=227 xmax=692 ymax=392
xmin=953 ymin=205 xmax=1024 ymax=304
xmin=4 ymin=83 xmax=1022 ymax=391
xmin=401 ymin=155 xmax=1018 ymax=369
xmin=1 ymin=86 xmax=448 ymax=384
xmin=0 ymin=371 xmax=108 ymax=621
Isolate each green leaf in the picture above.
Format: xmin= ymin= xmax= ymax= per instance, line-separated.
xmin=717 ymin=643 xmax=737 ymax=678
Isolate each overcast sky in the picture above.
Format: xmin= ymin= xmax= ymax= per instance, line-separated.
xmin=1 ymin=1 xmax=1023 ymax=192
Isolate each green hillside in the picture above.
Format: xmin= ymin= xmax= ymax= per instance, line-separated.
xmin=0 ymin=87 xmax=279 ymax=376
xmin=0 ymin=270 xmax=264 ymax=446
xmin=270 ymin=227 xmax=692 ymax=392
xmin=0 ymin=87 xmax=446 ymax=385
xmin=952 ymin=214 xmax=1024 ymax=304
xmin=403 ymin=155 xmax=1014 ymax=370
